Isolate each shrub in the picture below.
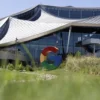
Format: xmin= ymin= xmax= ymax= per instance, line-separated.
xmin=15 ymin=63 xmax=24 ymax=71
xmin=75 ymin=51 xmax=81 ymax=58
xmin=7 ymin=63 xmax=14 ymax=70
xmin=25 ymin=65 xmax=34 ymax=71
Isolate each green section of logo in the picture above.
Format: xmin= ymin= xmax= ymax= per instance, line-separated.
xmin=41 ymin=61 xmax=57 ymax=70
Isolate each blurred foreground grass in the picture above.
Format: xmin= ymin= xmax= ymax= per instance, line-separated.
xmin=1 ymin=56 xmax=100 ymax=100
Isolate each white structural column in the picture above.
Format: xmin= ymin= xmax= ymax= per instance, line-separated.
xmin=66 ymin=26 xmax=72 ymax=53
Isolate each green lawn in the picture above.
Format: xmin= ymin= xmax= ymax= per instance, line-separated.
xmin=0 ymin=67 xmax=100 ymax=100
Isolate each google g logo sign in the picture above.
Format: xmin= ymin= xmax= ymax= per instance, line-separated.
xmin=40 ymin=46 xmax=62 ymax=70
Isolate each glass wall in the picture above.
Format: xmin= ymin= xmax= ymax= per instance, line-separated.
xmin=81 ymin=10 xmax=94 ymax=18
xmin=59 ymin=9 xmax=70 ymax=18
xmin=16 ymin=31 xmax=88 ymax=61
xmin=4 ymin=30 xmax=100 ymax=63
xmin=42 ymin=5 xmax=100 ymax=19
xmin=93 ymin=10 xmax=100 ymax=16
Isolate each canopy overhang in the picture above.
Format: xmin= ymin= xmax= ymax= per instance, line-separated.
xmin=0 ymin=9 xmax=100 ymax=47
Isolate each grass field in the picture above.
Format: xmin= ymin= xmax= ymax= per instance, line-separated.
xmin=0 ymin=56 xmax=100 ymax=100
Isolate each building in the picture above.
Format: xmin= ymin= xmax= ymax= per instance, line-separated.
xmin=0 ymin=5 xmax=100 ymax=66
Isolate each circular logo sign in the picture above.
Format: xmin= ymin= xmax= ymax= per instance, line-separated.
xmin=40 ymin=46 xmax=62 ymax=70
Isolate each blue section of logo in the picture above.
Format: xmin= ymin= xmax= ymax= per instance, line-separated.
xmin=47 ymin=55 xmax=62 ymax=67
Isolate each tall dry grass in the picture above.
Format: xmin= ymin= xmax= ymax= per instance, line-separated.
xmin=65 ymin=56 xmax=100 ymax=75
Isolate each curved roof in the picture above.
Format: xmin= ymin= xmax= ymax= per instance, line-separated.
xmin=0 ymin=10 xmax=77 ymax=47
xmin=72 ymin=15 xmax=100 ymax=27
xmin=0 ymin=8 xmax=100 ymax=47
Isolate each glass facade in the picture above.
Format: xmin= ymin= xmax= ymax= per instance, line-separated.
xmin=3 ymin=5 xmax=100 ymax=62
xmin=41 ymin=5 xmax=100 ymax=19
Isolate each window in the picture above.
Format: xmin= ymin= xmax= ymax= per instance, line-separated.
xmin=82 ymin=10 xmax=94 ymax=18
xmin=70 ymin=10 xmax=81 ymax=19
xmin=47 ymin=8 xmax=58 ymax=16
xmin=73 ymin=33 xmax=82 ymax=46
xmin=59 ymin=9 xmax=69 ymax=18
xmin=94 ymin=10 xmax=100 ymax=16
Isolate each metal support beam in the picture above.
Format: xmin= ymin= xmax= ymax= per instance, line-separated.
xmin=15 ymin=38 xmax=18 ymax=67
xmin=15 ymin=38 xmax=18 ymax=58
xmin=66 ymin=27 xmax=72 ymax=53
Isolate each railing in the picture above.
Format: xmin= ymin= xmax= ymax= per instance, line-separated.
xmin=77 ymin=34 xmax=100 ymax=42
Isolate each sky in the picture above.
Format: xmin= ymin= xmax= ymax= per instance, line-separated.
xmin=0 ymin=0 xmax=100 ymax=18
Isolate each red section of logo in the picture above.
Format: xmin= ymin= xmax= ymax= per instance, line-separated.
xmin=41 ymin=46 xmax=58 ymax=56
